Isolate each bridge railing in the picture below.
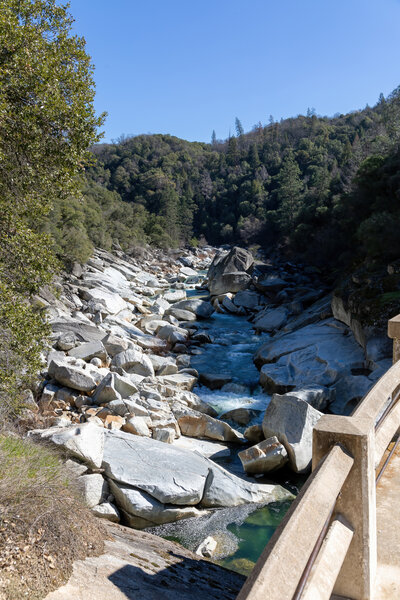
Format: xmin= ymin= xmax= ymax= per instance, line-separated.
xmin=236 ymin=315 xmax=400 ymax=600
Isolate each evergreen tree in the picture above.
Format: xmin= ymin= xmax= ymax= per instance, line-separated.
xmin=276 ymin=152 xmax=303 ymax=234
xmin=211 ymin=130 xmax=217 ymax=145
xmin=235 ymin=117 xmax=244 ymax=137
xmin=0 ymin=0 xmax=104 ymax=415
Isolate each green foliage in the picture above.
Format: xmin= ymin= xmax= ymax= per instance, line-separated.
xmin=0 ymin=0 xmax=104 ymax=416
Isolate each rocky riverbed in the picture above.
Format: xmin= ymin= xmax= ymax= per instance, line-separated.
xmin=23 ymin=244 xmax=392 ymax=573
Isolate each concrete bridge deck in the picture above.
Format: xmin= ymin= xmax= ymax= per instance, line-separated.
xmin=374 ymin=442 xmax=400 ymax=599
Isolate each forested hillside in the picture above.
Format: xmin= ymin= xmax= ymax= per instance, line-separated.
xmin=49 ymin=89 xmax=400 ymax=276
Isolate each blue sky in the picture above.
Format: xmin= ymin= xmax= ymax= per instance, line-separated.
xmin=68 ymin=0 xmax=400 ymax=143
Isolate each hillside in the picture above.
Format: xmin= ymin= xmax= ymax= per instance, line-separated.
xmin=66 ymin=90 xmax=400 ymax=276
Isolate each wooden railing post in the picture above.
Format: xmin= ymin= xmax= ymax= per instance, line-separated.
xmin=313 ymin=415 xmax=376 ymax=600
xmin=388 ymin=315 xmax=400 ymax=363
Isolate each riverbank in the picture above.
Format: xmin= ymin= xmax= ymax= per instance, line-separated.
xmin=19 ymin=243 xmax=392 ymax=586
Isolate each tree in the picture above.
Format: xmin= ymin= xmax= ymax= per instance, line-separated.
xmin=235 ymin=117 xmax=244 ymax=137
xmin=276 ymin=152 xmax=303 ymax=234
xmin=211 ymin=130 xmax=217 ymax=145
xmin=0 ymin=0 xmax=104 ymax=415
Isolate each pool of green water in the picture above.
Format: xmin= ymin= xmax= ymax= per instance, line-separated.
xmin=217 ymin=501 xmax=291 ymax=575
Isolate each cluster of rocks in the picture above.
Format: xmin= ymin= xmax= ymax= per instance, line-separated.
xmin=26 ymin=245 xmax=291 ymax=530
xmin=23 ymin=243 xmax=393 ymax=549
xmin=205 ymin=246 xmax=393 ymax=476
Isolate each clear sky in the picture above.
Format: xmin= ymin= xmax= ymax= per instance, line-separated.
xmin=68 ymin=0 xmax=400 ymax=144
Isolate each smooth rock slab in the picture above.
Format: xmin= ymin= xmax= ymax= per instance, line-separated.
xmin=109 ymin=481 xmax=207 ymax=527
xmin=102 ymin=430 xmax=291 ymax=508
xmin=44 ymin=521 xmax=245 ymax=600
xmin=68 ymin=341 xmax=107 ymax=362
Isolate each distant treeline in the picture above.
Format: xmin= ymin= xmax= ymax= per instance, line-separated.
xmin=46 ymin=88 xmax=400 ymax=274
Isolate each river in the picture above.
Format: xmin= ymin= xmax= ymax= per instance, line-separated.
xmin=148 ymin=288 xmax=303 ymax=576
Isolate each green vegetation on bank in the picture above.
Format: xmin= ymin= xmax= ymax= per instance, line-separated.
xmin=0 ymin=0 xmax=104 ymax=415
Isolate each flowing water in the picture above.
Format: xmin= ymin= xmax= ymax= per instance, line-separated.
xmin=149 ymin=290 xmax=303 ymax=576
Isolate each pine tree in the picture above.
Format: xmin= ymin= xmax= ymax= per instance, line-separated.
xmin=211 ymin=130 xmax=217 ymax=145
xmin=235 ymin=117 xmax=244 ymax=137
xmin=276 ymin=152 xmax=303 ymax=234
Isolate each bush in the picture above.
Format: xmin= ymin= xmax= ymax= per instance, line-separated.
xmin=0 ymin=433 xmax=104 ymax=599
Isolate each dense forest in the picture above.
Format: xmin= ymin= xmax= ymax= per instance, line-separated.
xmin=44 ymin=89 xmax=400 ymax=278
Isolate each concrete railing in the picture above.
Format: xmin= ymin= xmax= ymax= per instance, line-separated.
xmin=237 ymin=315 xmax=400 ymax=600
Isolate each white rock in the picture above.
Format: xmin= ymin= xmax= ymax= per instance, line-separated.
xmin=263 ymin=395 xmax=322 ymax=473
xmin=91 ymin=502 xmax=120 ymax=522
xmin=29 ymin=423 xmax=104 ymax=469
xmin=77 ymin=473 xmax=108 ymax=508
xmin=238 ymin=437 xmax=288 ymax=474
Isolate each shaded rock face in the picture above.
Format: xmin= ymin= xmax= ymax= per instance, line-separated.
xmin=44 ymin=521 xmax=245 ymax=600
xmin=262 ymin=395 xmax=322 ymax=473
xmin=207 ymin=247 xmax=254 ymax=296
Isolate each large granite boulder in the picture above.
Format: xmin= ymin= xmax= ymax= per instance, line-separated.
xmin=262 ymin=395 xmax=322 ymax=473
xmin=207 ymin=247 xmax=254 ymax=296
xmin=108 ymin=481 xmax=207 ymax=528
xmin=102 ymin=430 xmax=291 ymax=509
xmin=111 ymin=349 xmax=154 ymax=377
xmin=48 ymin=359 xmax=97 ymax=393
xmin=171 ymin=299 xmax=214 ymax=319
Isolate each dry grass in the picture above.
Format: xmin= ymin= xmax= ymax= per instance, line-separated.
xmin=0 ymin=432 xmax=105 ymax=600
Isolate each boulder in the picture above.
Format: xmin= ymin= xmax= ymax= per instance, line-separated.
xmin=207 ymin=247 xmax=254 ymax=296
xmin=177 ymin=412 xmax=244 ymax=443
xmin=68 ymin=341 xmax=107 ymax=363
xmin=172 ymin=299 xmax=214 ymax=319
xmin=77 ymin=473 xmax=108 ymax=508
xmin=157 ymin=324 xmax=189 ymax=344
xmin=122 ymin=416 xmax=151 ymax=437
xmin=233 ymin=290 xmax=260 ymax=310
xmin=108 ymin=480 xmax=207 ymax=528
xmin=91 ymin=502 xmax=120 ymax=522
xmin=199 ymin=373 xmax=232 ymax=390
xmin=157 ymin=373 xmax=197 ymax=391
xmin=51 ymin=320 xmax=105 ymax=343
xmin=209 ymin=272 xmax=252 ymax=297
xmin=101 ymin=333 xmax=129 ymax=357
xmin=208 ymin=247 xmax=254 ymax=281
xmin=165 ymin=307 xmax=197 ymax=322
xmin=48 ymin=360 xmax=97 ymax=393
xmin=275 ymin=386 xmax=335 ymax=412
xmin=80 ymin=287 xmax=128 ymax=315
xmin=220 ymin=407 xmax=257 ymax=426
xmin=254 ymin=275 xmax=288 ymax=294
xmin=29 ymin=422 xmax=104 ymax=469
xmin=262 ymin=395 xmax=322 ymax=473
xmin=244 ymin=424 xmax=264 ymax=444
xmin=102 ymin=430 xmax=291 ymax=509
xmin=163 ymin=290 xmax=187 ymax=303
xmin=92 ymin=372 xmax=138 ymax=404
xmin=238 ymin=437 xmax=288 ymax=474
xmin=111 ymin=349 xmax=155 ymax=377
xmin=253 ymin=307 xmax=288 ymax=333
